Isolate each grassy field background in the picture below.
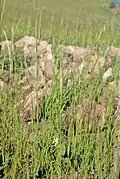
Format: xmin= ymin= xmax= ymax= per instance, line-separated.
xmin=0 ymin=0 xmax=120 ymax=178
xmin=1 ymin=0 xmax=120 ymax=44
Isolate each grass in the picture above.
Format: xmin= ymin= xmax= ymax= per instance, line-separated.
xmin=0 ymin=0 xmax=120 ymax=178
xmin=1 ymin=0 xmax=120 ymax=45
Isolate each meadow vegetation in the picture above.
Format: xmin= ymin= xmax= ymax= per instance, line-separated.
xmin=0 ymin=0 xmax=120 ymax=178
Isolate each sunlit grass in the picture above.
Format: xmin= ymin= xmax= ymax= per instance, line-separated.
xmin=1 ymin=0 xmax=120 ymax=44
xmin=0 ymin=0 xmax=120 ymax=178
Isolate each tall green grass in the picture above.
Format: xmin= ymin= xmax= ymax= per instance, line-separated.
xmin=1 ymin=0 xmax=120 ymax=45
xmin=0 ymin=0 xmax=120 ymax=178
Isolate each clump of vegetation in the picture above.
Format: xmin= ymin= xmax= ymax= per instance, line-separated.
xmin=109 ymin=2 xmax=116 ymax=9
xmin=0 ymin=0 xmax=120 ymax=178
